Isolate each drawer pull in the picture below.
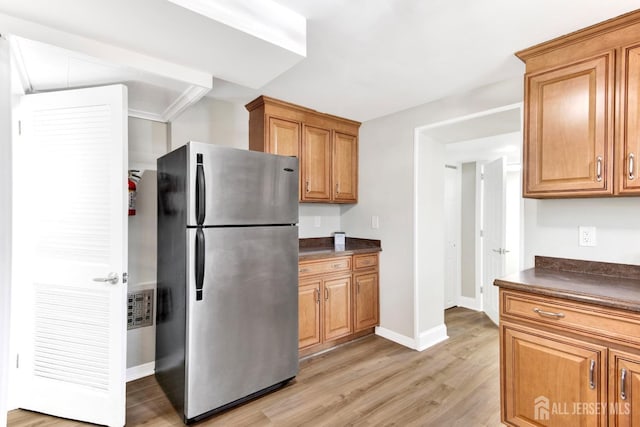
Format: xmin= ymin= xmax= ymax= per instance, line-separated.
xmin=621 ymin=368 xmax=627 ymax=400
xmin=332 ymin=263 xmax=343 ymax=268
xmin=300 ymin=268 xmax=310 ymax=273
xmin=533 ymin=307 xmax=565 ymax=319
xmin=589 ymin=359 xmax=596 ymax=389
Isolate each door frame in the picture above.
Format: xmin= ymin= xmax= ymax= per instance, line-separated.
xmin=443 ymin=164 xmax=461 ymax=310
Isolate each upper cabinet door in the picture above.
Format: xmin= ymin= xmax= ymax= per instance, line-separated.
xmin=618 ymin=44 xmax=640 ymax=195
xmin=524 ymin=53 xmax=614 ymax=197
xmin=333 ymin=132 xmax=358 ymax=203
xmin=269 ymin=117 xmax=300 ymax=157
xmin=301 ymin=125 xmax=332 ymax=201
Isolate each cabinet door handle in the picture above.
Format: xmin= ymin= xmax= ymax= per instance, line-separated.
xmin=324 ymin=288 xmax=329 ymax=301
xmin=621 ymin=368 xmax=627 ymax=400
xmin=629 ymin=153 xmax=635 ymax=181
xmin=315 ymin=288 xmax=320 ymax=304
xmin=336 ymin=183 xmax=340 ymax=195
xmin=596 ymin=156 xmax=603 ymax=182
xmin=533 ymin=308 xmax=565 ymax=319
xmin=589 ymin=359 xmax=596 ymax=390
xmin=305 ymin=180 xmax=310 ymax=193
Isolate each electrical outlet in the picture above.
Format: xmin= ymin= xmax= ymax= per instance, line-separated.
xmin=313 ymin=216 xmax=321 ymax=228
xmin=579 ymin=226 xmax=597 ymax=247
xmin=371 ymin=215 xmax=379 ymax=229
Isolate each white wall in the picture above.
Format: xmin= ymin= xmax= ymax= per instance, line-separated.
xmin=126 ymin=118 xmax=168 ymax=373
xmin=523 ymin=197 xmax=640 ymax=267
xmin=170 ymin=97 xmax=249 ymax=150
xmin=299 ymin=204 xmax=342 ymax=238
xmin=341 ymin=77 xmax=523 ymax=344
xmin=0 ymin=36 xmax=12 ymax=426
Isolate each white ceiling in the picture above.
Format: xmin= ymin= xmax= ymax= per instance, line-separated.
xmin=2 ymin=0 xmax=640 ymax=126
xmin=252 ymin=0 xmax=640 ymax=122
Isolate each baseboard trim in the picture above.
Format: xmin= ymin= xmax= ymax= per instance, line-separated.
xmin=416 ymin=323 xmax=449 ymax=352
xmin=375 ymin=326 xmax=415 ymax=349
xmin=126 ymin=361 xmax=155 ymax=382
xmin=457 ymin=296 xmax=482 ymax=311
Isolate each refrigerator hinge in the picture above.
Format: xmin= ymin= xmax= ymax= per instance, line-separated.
xmin=122 ymin=272 xmax=128 ymax=284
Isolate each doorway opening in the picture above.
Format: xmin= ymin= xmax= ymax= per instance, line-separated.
xmin=419 ymin=104 xmax=523 ymax=325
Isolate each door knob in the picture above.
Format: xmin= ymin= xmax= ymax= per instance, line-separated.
xmin=93 ymin=272 xmax=119 ymax=285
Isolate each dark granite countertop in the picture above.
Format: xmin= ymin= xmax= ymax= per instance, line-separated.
xmin=299 ymin=237 xmax=381 ymax=261
xmin=494 ymin=256 xmax=640 ymax=312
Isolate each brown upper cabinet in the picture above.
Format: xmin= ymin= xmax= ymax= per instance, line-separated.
xmin=517 ymin=10 xmax=640 ymax=198
xmin=246 ymin=96 xmax=360 ymax=203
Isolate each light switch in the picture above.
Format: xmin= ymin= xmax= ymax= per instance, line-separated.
xmin=371 ymin=215 xmax=379 ymax=229
xmin=314 ymin=216 xmax=321 ymax=228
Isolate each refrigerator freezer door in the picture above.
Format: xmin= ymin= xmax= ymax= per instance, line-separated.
xmin=187 ymin=142 xmax=298 ymax=226
xmin=185 ymin=226 xmax=299 ymax=419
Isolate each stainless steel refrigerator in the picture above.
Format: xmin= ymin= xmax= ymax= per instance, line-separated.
xmin=155 ymin=142 xmax=299 ymax=423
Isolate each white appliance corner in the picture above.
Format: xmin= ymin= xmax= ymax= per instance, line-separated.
xmin=126 ymin=361 xmax=155 ymax=382
xmin=415 ymin=323 xmax=449 ymax=352
xmin=374 ymin=326 xmax=417 ymax=350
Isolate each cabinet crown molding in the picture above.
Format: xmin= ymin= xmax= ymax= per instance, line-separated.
xmin=245 ymin=95 xmax=361 ymax=128
xmin=516 ymin=8 xmax=640 ymax=62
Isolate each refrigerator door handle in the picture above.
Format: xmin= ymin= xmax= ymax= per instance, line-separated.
xmin=195 ymin=153 xmax=206 ymax=225
xmin=195 ymin=227 xmax=205 ymax=301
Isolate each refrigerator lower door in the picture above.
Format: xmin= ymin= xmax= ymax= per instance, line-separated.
xmin=185 ymin=226 xmax=299 ymax=420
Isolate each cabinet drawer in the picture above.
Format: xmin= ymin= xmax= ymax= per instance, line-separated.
xmin=353 ymin=253 xmax=378 ymax=270
xmin=501 ymin=290 xmax=640 ymax=346
xmin=299 ymin=256 xmax=351 ymax=277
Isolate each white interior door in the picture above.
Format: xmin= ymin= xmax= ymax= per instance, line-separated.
xmin=443 ymin=165 xmax=460 ymax=309
xmin=0 ymin=36 xmax=12 ymax=427
xmin=13 ymin=85 xmax=128 ymax=426
xmin=482 ymin=157 xmax=506 ymax=326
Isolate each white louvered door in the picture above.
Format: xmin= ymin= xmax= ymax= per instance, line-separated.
xmin=14 ymin=85 xmax=127 ymax=426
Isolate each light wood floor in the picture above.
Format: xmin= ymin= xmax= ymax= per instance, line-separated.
xmin=8 ymin=307 xmax=501 ymax=426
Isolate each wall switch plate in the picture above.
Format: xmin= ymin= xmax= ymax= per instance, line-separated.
xmin=313 ymin=216 xmax=321 ymax=227
xmin=371 ymin=215 xmax=379 ymax=229
xmin=579 ymin=226 xmax=597 ymax=247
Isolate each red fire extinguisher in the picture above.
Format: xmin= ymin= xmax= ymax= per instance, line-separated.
xmin=128 ymin=170 xmax=141 ymax=216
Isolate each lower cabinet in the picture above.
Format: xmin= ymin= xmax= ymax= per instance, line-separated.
xmin=354 ymin=271 xmax=379 ymax=332
xmin=298 ymin=252 xmax=379 ymax=356
xmin=502 ymin=323 xmax=607 ymax=426
xmin=500 ymin=289 xmax=640 ymax=426
xmin=323 ymin=275 xmax=353 ymax=341
xmin=298 ymin=280 xmax=321 ymax=349
xmin=609 ymin=349 xmax=640 ymax=426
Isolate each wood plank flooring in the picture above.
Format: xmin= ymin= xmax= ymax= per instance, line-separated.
xmin=8 ymin=307 xmax=501 ymax=426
